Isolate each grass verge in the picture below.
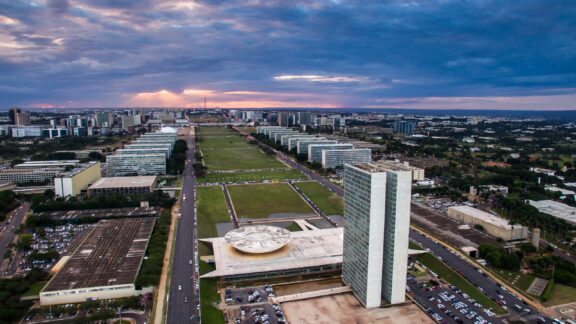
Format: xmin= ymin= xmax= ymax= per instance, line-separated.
xmin=295 ymin=181 xmax=344 ymax=215
xmin=199 ymin=261 xmax=224 ymax=324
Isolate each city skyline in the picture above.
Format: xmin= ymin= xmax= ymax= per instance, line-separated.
xmin=0 ymin=1 xmax=574 ymax=110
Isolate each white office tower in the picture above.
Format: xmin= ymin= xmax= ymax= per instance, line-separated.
xmin=342 ymin=161 xmax=412 ymax=308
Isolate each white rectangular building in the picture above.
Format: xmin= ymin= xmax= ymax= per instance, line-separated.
xmin=528 ymin=200 xmax=576 ymax=225
xmin=342 ymin=161 xmax=412 ymax=307
xmin=54 ymin=162 xmax=102 ymax=197
xmin=297 ymin=139 xmax=337 ymax=155
xmin=322 ymin=149 xmax=372 ymax=169
xmin=447 ymin=205 xmax=528 ymax=241
xmin=106 ymin=154 xmax=166 ymax=176
xmin=287 ymin=136 xmax=320 ymax=151
xmin=308 ymin=143 xmax=353 ymax=163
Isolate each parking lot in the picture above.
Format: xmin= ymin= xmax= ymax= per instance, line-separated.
xmin=224 ymin=285 xmax=275 ymax=305
xmin=236 ymin=303 xmax=285 ymax=324
xmin=408 ymin=276 xmax=497 ymax=324
xmin=19 ymin=224 xmax=93 ymax=272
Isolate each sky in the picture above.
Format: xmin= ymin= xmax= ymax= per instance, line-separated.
xmin=0 ymin=0 xmax=575 ymax=110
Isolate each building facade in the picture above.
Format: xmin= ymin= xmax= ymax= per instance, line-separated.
xmin=322 ymin=149 xmax=372 ymax=169
xmin=447 ymin=206 xmax=528 ymax=241
xmin=54 ymin=162 xmax=102 ymax=197
xmin=106 ymin=154 xmax=166 ymax=176
xmin=308 ymin=143 xmax=354 ymax=163
xmin=88 ymin=176 xmax=157 ymax=197
xmin=342 ymin=162 xmax=412 ymax=307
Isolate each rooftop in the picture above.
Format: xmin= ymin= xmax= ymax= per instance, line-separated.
xmin=36 ymin=207 xmax=161 ymax=221
xmin=528 ymin=200 xmax=576 ymax=225
xmin=448 ymin=205 xmax=515 ymax=229
xmin=224 ymin=226 xmax=292 ymax=254
xmin=43 ymin=218 xmax=155 ymax=292
xmin=351 ymin=161 xmax=412 ymax=173
xmin=89 ymin=176 xmax=157 ymax=189
xmin=200 ymin=227 xmax=343 ymax=278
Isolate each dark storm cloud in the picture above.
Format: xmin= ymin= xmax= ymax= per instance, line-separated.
xmin=0 ymin=0 xmax=574 ymax=108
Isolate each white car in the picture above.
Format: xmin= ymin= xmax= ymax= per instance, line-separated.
xmin=178 ymin=285 xmax=182 ymax=291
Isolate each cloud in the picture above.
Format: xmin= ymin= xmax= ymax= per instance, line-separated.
xmin=0 ymin=0 xmax=574 ymax=109
xmin=274 ymin=75 xmax=369 ymax=83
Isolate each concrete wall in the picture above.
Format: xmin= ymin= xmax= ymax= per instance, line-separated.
xmin=55 ymin=163 xmax=101 ymax=197
xmin=447 ymin=208 xmax=528 ymax=241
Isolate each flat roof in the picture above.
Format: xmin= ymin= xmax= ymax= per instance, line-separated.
xmin=36 ymin=207 xmax=161 ymax=221
xmin=200 ymin=227 xmax=343 ymax=278
xmin=448 ymin=205 xmax=516 ymax=229
xmin=89 ymin=176 xmax=157 ymax=189
xmin=350 ymin=161 xmax=412 ymax=173
xmin=43 ymin=218 xmax=155 ymax=292
xmin=528 ymin=200 xmax=576 ymax=224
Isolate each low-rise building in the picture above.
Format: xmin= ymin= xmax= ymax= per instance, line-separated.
xmin=308 ymin=143 xmax=354 ymax=163
xmin=447 ymin=206 xmax=528 ymax=241
xmin=321 ymin=149 xmax=372 ymax=169
xmin=528 ymin=200 xmax=576 ymax=225
xmin=39 ymin=218 xmax=155 ymax=305
xmin=54 ymin=162 xmax=102 ymax=197
xmin=88 ymin=176 xmax=157 ymax=197
xmin=106 ymin=154 xmax=166 ymax=176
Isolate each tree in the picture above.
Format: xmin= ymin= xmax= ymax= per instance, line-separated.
xmin=16 ymin=234 xmax=33 ymax=251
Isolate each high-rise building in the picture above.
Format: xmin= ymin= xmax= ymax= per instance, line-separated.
xmin=393 ymin=120 xmax=417 ymax=134
xmin=342 ymin=161 xmax=412 ymax=308
xmin=298 ymin=112 xmax=313 ymax=126
xmin=9 ymin=108 xmax=31 ymax=126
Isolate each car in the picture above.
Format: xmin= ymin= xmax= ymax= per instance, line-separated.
xmin=178 ymin=285 xmax=182 ymax=291
xmin=189 ymin=260 xmax=193 ymax=265
xmin=184 ymin=297 xmax=188 ymax=303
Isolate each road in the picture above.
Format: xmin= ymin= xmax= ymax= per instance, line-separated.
xmin=0 ymin=202 xmax=28 ymax=274
xmin=166 ymin=128 xmax=200 ymax=324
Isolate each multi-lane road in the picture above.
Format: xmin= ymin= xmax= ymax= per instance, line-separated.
xmin=0 ymin=202 xmax=28 ymax=275
xmin=167 ymin=128 xmax=200 ymax=323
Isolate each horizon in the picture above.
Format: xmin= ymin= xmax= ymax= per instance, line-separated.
xmin=0 ymin=1 xmax=575 ymax=110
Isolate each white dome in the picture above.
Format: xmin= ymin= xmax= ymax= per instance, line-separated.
xmin=160 ymin=126 xmax=177 ymax=133
xmin=225 ymin=226 xmax=292 ymax=254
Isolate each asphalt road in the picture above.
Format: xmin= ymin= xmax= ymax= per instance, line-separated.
xmin=167 ymin=128 xmax=200 ymax=324
xmin=0 ymin=202 xmax=28 ymax=274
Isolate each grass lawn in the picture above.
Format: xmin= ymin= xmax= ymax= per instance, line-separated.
xmin=414 ymin=253 xmax=506 ymax=315
xmin=197 ymin=187 xmax=230 ymax=256
xmin=286 ymin=222 xmax=303 ymax=232
xmin=199 ymin=261 xmax=224 ymax=324
xmin=490 ymin=268 xmax=537 ymax=293
xmin=295 ymin=181 xmax=344 ymax=215
xmin=198 ymin=127 xmax=286 ymax=171
xmin=543 ymin=283 xmax=576 ymax=307
xmin=202 ymin=147 xmax=284 ymax=170
xmin=22 ymin=281 xmax=48 ymax=297
xmin=228 ymin=183 xmax=314 ymax=219
xmin=197 ymin=169 xmax=305 ymax=184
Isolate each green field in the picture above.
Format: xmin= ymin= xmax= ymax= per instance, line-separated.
xmin=198 ymin=127 xmax=286 ymax=171
xmin=227 ymin=183 xmax=315 ymax=219
xmin=199 ymin=261 xmax=224 ymax=324
xmin=543 ymin=283 xmax=576 ymax=307
xmin=414 ymin=252 xmax=506 ymax=315
xmin=295 ymin=182 xmax=344 ymax=215
xmin=197 ymin=170 xmax=305 ymax=184
xmin=286 ymin=222 xmax=303 ymax=232
xmin=196 ymin=187 xmax=230 ymax=256
xmin=490 ymin=268 xmax=537 ymax=293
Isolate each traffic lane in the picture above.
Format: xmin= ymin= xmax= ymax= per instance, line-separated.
xmin=411 ymin=232 xmax=551 ymax=323
xmin=167 ymin=134 xmax=198 ymax=323
xmin=0 ymin=203 xmax=28 ymax=262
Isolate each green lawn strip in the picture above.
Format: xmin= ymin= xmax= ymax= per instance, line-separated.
xmin=197 ymin=170 xmax=305 ymax=183
xmin=543 ymin=282 xmax=576 ymax=306
xmin=295 ymin=181 xmax=344 ymax=215
xmin=286 ymin=222 xmax=303 ymax=232
xmin=414 ymin=253 xmax=506 ymax=315
xmin=490 ymin=268 xmax=537 ymax=293
xmin=196 ymin=187 xmax=230 ymax=256
xmin=201 ymin=147 xmax=284 ymax=170
xmin=227 ymin=183 xmax=314 ymax=219
xmin=22 ymin=281 xmax=48 ymax=297
xmin=199 ymin=261 xmax=224 ymax=324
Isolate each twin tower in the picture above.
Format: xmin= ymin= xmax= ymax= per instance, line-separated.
xmin=342 ymin=161 xmax=413 ymax=308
